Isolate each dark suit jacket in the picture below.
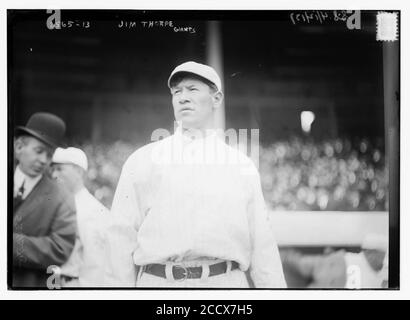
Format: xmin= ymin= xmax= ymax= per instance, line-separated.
xmin=12 ymin=174 xmax=77 ymax=288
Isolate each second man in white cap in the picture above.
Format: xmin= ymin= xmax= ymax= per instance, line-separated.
xmin=51 ymin=147 xmax=108 ymax=287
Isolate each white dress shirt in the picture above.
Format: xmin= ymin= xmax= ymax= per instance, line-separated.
xmin=60 ymin=187 xmax=108 ymax=286
xmin=14 ymin=166 xmax=42 ymax=199
xmin=105 ymin=127 xmax=286 ymax=287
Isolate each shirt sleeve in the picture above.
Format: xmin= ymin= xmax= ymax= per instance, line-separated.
xmin=104 ymin=157 xmax=143 ymax=287
xmin=247 ymin=166 xmax=287 ymax=288
xmin=78 ymin=205 xmax=109 ymax=287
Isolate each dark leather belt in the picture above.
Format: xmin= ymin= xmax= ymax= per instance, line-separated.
xmin=143 ymin=261 xmax=240 ymax=281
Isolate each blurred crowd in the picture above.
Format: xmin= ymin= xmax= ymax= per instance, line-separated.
xmin=81 ymin=141 xmax=139 ymax=208
xmin=260 ymin=138 xmax=388 ymax=211
xmin=80 ymin=137 xmax=388 ymax=211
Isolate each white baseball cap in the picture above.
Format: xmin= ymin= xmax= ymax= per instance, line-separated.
xmin=168 ymin=61 xmax=222 ymax=92
xmin=52 ymin=147 xmax=88 ymax=171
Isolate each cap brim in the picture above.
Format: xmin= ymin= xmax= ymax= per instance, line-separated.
xmin=168 ymin=71 xmax=218 ymax=90
xmin=15 ymin=127 xmax=58 ymax=148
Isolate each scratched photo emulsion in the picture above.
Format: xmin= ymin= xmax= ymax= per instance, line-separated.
xmin=7 ymin=10 xmax=399 ymax=289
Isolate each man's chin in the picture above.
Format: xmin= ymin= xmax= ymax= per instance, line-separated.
xmin=24 ymin=168 xmax=43 ymax=178
xmin=54 ymin=179 xmax=69 ymax=190
xmin=179 ymin=119 xmax=199 ymax=129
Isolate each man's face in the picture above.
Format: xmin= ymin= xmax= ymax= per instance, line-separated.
xmin=171 ymin=77 xmax=220 ymax=129
xmin=51 ymin=163 xmax=80 ymax=192
xmin=14 ymin=136 xmax=54 ymax=178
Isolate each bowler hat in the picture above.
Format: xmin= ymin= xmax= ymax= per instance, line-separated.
xmin=15 ymin=112 xmax=66 ymax=148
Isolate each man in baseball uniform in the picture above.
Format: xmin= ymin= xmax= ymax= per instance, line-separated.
xmin=51 ymin=147 xmax=108 ymax=287
xmin=105 ymin=61 xmax=286 ymax=288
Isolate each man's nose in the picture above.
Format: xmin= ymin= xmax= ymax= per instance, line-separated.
xmin=38 ymin=152 xmax=49 ymax=164
xmin=178 ymin=88 xmax=190 ymax=103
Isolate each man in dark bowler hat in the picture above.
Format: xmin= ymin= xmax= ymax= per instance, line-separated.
xmin=12 ymin=112 xmax=77 ymax=288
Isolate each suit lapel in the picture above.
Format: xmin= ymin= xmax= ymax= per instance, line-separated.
xmin=13 ymin=175 xmax=50 ymax=222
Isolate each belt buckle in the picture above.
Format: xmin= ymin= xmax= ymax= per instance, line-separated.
xmin=173 ymin=264 xmax=189 ymax=281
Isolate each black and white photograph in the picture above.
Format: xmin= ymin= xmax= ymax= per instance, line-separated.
xmin=6 ymin=8 xmax=401 ymax=292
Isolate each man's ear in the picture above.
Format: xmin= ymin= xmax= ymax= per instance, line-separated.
xmin=14 ymin=138 xmax=24 ymax=153
xmin=14 ymin=138 xmax=25 ymax=161
xmin=212 ymin=91 xmax=224 ymax=109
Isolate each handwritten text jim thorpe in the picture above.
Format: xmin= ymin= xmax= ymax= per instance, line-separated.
xmin=118 ymin=20 xmax=196 ymax=33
